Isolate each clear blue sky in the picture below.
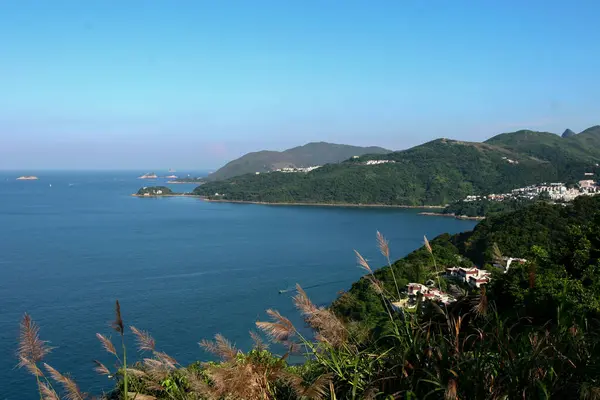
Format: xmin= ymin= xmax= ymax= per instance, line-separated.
xmin=1 ymin=0 xmax=599 ymax=170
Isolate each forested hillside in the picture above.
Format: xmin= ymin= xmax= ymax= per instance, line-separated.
xmin=332 ymin=195 xmax=600 ymax=328
xmin=194 ymin=127 xmax=600 ymax=206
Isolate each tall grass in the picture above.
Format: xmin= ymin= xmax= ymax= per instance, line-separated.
xmin=17 ymin=232 xmax=600 ymax=399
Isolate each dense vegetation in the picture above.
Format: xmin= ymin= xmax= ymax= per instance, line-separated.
xmin=333 ymin=195 xmax=600 ymax=327
xmin=206 ymin=142 xmax=390 ymax=181
xmin=136 ymin=186 xmax=174 ymax=196
xmin=484 ymin=126 xmax=600 ymax=181
xmin=195 ymin=127 xmax=600 ymax=206
xmin=18 ymin=195 xmax=600 ymax=399
xmin=442 ymin=197 xmax=537 ymax=217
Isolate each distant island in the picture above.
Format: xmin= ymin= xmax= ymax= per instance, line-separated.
xmin=138 ymin=172 xmax=158 ymax=179
xmin=16 ymin=176 xmax=39 ymax=180
xmin=134 ymin=186 xmax=176 ymax=197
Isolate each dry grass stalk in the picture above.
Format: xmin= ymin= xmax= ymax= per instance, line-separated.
xmin=445 ymin=378 xmax=458 ymax=400
xmin=204 ymin=362 xmax=262 ymax=399
xmin=256 ymin=309 xmax=296 ymax=342
xmin=354 ymin=250 xmax=373 ymax=274
xmin=472 ymin=287 xmax=489 ymax=317
xmin=250 ymin=330 xmax=269 ymax=351
xmin=18 ymin=355 xmax=43 ymax=377
xmin=376 ymin=231 xmax=390 ymax=259
xmin=18 ymin=314 xmax=51 ymax=365
xmin=130 ymin=326 xmax=156 ymax=352
xmin=39 ymin=381 xmax=60 ymax=400
xmin=366 ymin=276 xmax=384 ymax=295
xmin=92 ymin=360 xmax=110 ymax=376
xmin=154 ymin=351 xmax=178 ymax=369
xmin=200 ymin=334 xmax=239 ymax=362
xmin=181 ymin=369 xmax=214 ymax=398
xmin=377 ymin=231 xmax=402 ymax=301
xmin=126 ymin=394 xmax=157 ymax=400
xmin=298 ymin=373 xmax=332 ymax=400
xmin=112 ymin=300 xmax=124 ymax=335
xmin=424 ymin=235 xmax=433 ymax=254
xmin=202 ymin=353 xmax=303 ymax=400
xmin=293 ymin=284 xmax=347 ymax=347
xmin=143 ymin=358 xmax=170 ymax=382
xmin=95 ymin=333 xmax=117 ymax=356
xmin=44 ymin=363 xmax=86 ymax=400
xmin=125 ymin=368 xmax=147 ymax=378
xmin=451 ymin=316 xmax=464 ymax=355
xmin=143 ymin=358 xmax=164 ymax=370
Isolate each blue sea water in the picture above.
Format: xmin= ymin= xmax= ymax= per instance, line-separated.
xmin=0 ymin=171 xmax=477 ymax=399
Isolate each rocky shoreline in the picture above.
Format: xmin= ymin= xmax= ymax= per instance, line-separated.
xmin=418 ymin=211 xmax=485 ymax=221
xmin=131 ymin=193 xmax=195 ymax=198
xmin=131 ymin=192 xmax=464 ymax=213
xmin=201 ymin=198 xmax=446 ymax=209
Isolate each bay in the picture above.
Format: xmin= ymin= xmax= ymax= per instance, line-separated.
xmin=0 ymin=171 xmax=477 ymax=399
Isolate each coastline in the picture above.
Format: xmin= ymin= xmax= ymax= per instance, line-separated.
xmin=131 ymin=193 xmax=197 ymax=198
xmin=132 ymin=193 xmax=458 ymax=212
xmin=418 ymin=211 xmax=485 ymax=221
xmin=167 ymin=180 xmax=205 ymax=184
xmin=201 ymin=198 xmax=446 ymax=209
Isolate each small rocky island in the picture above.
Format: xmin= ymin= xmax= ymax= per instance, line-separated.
xmin=16 ymin=176 xmax=39 ymax=180
xmin=138 ymin=172 xmax=158 ymax=179
xmin=135 ymin=186 xmax=175 ymax=196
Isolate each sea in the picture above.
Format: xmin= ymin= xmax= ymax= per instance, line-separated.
xmin=0 ymin=171 xmax=477 ymax=399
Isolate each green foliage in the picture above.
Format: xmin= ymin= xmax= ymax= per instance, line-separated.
xmin=136 ymin=186 xmax=174 ymax=196
xmin=443 ymin=197 xmax=536 ymax=217
xmin=194 ymin=127 xmax=600 ymax=206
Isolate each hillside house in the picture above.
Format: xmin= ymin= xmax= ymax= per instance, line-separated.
xmin=406 ymin=283 xmax=454 ymax=304
xmin=446 ymin=267 xmax=491 ymax=288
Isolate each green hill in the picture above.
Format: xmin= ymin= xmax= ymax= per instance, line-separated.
xmin=136 ymin=186 xmax=173 ymax=196
xmin=562 ymin=128 xmax=576 ymax=138
xmin=205 ymin=142 xmax=390 ymax=181
xmin=193 ymin=126 xmax=600 ymax=206
xmin=484 ymin=127 xmax=600 ymax=179
xmin=333 ymin=195 xmax=600 ymax=323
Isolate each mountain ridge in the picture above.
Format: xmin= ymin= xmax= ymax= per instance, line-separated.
xmin=193 ymin=126 xmax=600 ymax=206
xmin=205 ymin=141 xmax=391 ymax=181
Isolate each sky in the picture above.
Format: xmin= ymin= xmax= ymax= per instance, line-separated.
xmin=1 ymin=1 xmax=599 ymax=170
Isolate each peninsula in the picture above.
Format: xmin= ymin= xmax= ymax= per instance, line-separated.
xmin=134 ymin=186 xmax=176 ymax=197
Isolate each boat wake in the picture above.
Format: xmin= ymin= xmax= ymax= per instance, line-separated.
xmin=279 ymin=279 xmax=347 ymax=294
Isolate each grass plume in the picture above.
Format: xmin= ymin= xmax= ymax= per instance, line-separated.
xmin=18 ymin=314 xmax=51 ymax=365
xmin=95 ymin=333 xmax=117 ymax=357
xmin=256 ymin=309 xmax=296 ymax=343
xmin=130 ymin=326 xmax=156 ymax=352
xmin=44 ymin=363 xmax=86 ymax=400
xmin=200 ymin=333 xmax=239 ymax=362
